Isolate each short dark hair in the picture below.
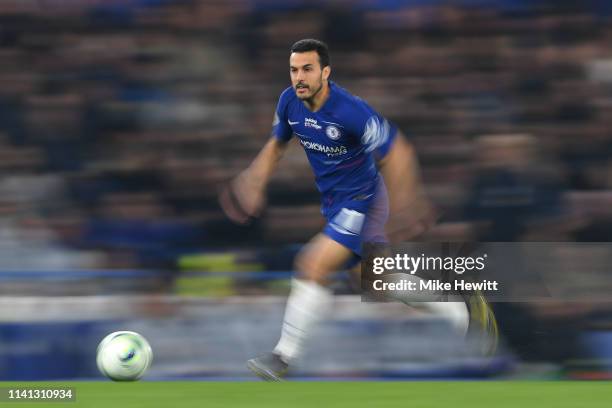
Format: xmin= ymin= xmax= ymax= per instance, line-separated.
xmin=290 ymin=39 xmax=330 ymax=68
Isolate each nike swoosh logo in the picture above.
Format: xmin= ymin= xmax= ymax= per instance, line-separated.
xmin=288 ymin=120 xmax=299 ymax=125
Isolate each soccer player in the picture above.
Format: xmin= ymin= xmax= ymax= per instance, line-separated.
xmin=220 ymin=39 xmax=470 ymax=380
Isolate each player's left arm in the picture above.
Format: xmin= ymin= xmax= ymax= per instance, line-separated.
xmin=366 ymin=119 xmax=436 ymax=241
xmin=376 ymin=131 xmax=437 ymax=241
xmin=349 ymin=100 xmax=436 ymax=241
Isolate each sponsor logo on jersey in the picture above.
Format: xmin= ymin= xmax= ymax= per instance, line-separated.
xmin=305 ymin=118 xmax=322 ymax=130
xmin=299 ymin=139 xmax=348 ymax=157
xmin=325 ymin=125 xmax=341 ymax=140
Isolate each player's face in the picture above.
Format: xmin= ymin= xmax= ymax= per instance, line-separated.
xmin=289 ymin=51 xmax=330 ymax=101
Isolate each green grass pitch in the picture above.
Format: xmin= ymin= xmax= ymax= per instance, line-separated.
xmin=0 ymin=381 xmax=611 ymax=408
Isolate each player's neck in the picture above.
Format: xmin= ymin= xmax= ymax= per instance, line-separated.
xmin=303 ymin=82 xmax=330 ymax=112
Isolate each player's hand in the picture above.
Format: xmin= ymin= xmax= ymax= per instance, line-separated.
xmin=219 ymin=171 xmax=266 ymax=225
xmin=386 ymin=197 xmax=438 ymax=242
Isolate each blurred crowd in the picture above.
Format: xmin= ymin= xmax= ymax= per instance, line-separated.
xmin=0 ymin=0 xmax=611 ymax=271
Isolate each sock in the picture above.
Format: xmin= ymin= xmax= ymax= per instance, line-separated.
xmin=381 ymin=273 xmax=469 ymax=336
xmin=273 ymin=278 xmax=333 ymax=363
xmin=417 ymin=301 xmax=470 ymax=336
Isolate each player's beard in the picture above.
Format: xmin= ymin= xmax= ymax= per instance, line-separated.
xmin=296 ymin=76 xmax=323 ymax=102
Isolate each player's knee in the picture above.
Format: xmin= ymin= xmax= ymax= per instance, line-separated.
xmin=294 ymin=252 xmax=315 ymax=279
xmin=294 ymin=252 xmax=327 ymax=284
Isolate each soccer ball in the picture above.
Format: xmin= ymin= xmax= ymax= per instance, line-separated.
xmin=96 ymin=331 xmax=153 ymax=381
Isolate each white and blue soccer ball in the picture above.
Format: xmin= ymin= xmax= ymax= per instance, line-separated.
xmin=96 ymin=331 xmax=153 ymax=381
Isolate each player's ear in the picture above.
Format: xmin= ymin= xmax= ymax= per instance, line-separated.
xmin=322 ymin=65 xmax=331 ymax=81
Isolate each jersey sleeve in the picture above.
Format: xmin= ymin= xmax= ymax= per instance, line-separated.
xmin=271 ymin=89 xmax=293 ymax=142
xmin=347 ymin=98 xmax=398 ymax=160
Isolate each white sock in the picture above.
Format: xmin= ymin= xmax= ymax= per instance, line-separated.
xmin=418 ymin=301 xmax=470 ymax=336
xmin=381 ymin=273 xmax=469 ymax=336
xmin=273 ymin=278 xmax=333 ymax=363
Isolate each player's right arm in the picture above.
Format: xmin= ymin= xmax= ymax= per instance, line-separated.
xmin=220 ymin=138 xmax=288 ymax=224
xmin=220 ymin=89 xmax=293 ymax=224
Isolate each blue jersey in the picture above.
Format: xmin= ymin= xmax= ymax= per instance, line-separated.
xmin=271 ymin=81 xmax=397 ymax=217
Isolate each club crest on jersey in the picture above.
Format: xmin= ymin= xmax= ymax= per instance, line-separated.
xmin=325 ymin=125 xmax=341 ymax=140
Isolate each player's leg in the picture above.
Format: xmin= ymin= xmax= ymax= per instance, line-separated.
xmin=359 ymin=178 xmax=471 ymax=335
xmin=352 ymin=252 xmax=470 ymax=335
xmin=247 ymin=233 xmax=354 ymax=380
xmin=273 ymin=233 xmax=352 ymax=358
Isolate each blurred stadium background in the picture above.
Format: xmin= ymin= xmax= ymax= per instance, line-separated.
xmin=0 ymin=0 xmax=611 ymax=381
